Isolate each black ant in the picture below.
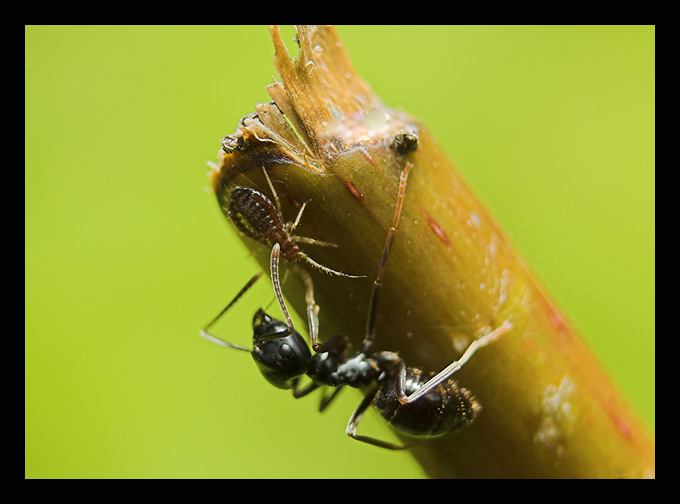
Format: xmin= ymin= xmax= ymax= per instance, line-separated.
xmin=202 ymin=164 xmax=511 ymax=449
xmin=226 ymin=167 xmax=362 ymax=346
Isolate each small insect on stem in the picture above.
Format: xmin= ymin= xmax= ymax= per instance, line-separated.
xmin=226 ymin=168 xmax=363 ymax=347
xmin=202 ymin=162 xmax=512 ymax=450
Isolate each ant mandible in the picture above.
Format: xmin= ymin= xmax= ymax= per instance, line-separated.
xmin=201 ymin=163 xmax=511 ymax=449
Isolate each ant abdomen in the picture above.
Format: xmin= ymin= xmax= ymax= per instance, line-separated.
xmin=374 ymin=367 xmax=480 ymax=438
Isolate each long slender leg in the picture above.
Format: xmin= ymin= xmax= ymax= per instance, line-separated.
xmin=266 ymin=242 xmax=346 ymax=342
xmin=292 ymin=381 xmax=344 ymax=412
xmin=346 ymin=387 xmax=407 ymax=450
xmin=198 ymin=272 xmax=263 ymax=351
xmin=265 ymin=169 xmax=336 ymax=248
xmin=289 ymin=201 xmax=308 ymax=231
xmin=292 ymin=380 xmax=320 ymax=399
xmin=292 ymin=235 xmax=339 ymax=248
xmin=287 ymin=201 xmax=337 ymax=248
xmin=361 ymin=162 xmax=412 ymax=354
xmin=394 ymin=320 xmax=513 ymax=405
xmin=298 ymin=251 xmax=365 ymax=279
xmin=291 ymin=265 xmax=321 ymax=351
xmin=263 ymin=166 xmax=360 ymax=278
xmin=319 ymin=386 xmax=344 ymax=412
xmin=263 ymin=168 xmax=332 ymax=246
xmin=262 ymin=167 xmax=282 ymax=217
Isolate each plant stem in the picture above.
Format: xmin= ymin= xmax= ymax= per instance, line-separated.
xmin=210 ymin=25 xmax=655 ymax=478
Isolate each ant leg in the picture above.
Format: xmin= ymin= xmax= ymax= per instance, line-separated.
xmin=346 ymin=388 xmax=407 ymax=450
xmin=319 ymin=386 xmax=344 ymax=412
xmin=291 ymin=265 xmax=321 ymax=351
xmin=199 ymin=272 xmax=263 ymax=351
xmin=395 ymin=321 xmax=513 ymax=405
xmin=315 ymin=334 xmax=350 ymax=357
xmin=269 ymin=243 xmax=295 ymax=337
xmin=361 ymin=162 xmax=412 ymax=354
xmin=293 ymin=381 xmax=344 ymax=412
xmin=292 ymin=380 xmax=320 ymax=399
xmin=292 ymin=263 xmax=352 ymax=353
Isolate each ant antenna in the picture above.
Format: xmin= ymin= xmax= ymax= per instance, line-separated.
xmin=199 ymin=271 xmax=264 ymax=352
xmin=270 ymin=243 xmax=295 ymax=335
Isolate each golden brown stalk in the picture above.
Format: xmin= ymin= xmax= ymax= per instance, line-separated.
xmin=209 ymin=25 xmax=654 ymax=478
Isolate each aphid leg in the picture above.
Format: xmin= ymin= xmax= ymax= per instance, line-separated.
xmin=288 ymin=199 xmax=339 ymax=248
xmin=290 ymin=200 xmax=308 ymax=232
xmin=287 ymin=201 xmax=339 ymax=247
xmin=298 ymin=251 xmax=365 ymax=279
xmin=262 ymin=167 xmax=283 ymax=217
xmin=395 ymin=321 xmax=513 ymax=405
xmin=346 ymin=387 xmax=407 ymax=450
xmin=292 ymin=235 xmax=339 ymax=248
xmin=361 ymin=162 xmax=412 ymax=354
xmin=198 ymin=272 xmax=263 ymax=352
xmin=262 ymin=167 xmax=352 ymax=273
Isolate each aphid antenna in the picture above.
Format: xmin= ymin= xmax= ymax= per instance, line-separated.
xmin=298 ymin=251 xmax=365 ymax=278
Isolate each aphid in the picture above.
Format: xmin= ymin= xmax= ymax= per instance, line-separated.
xmin=226 ymin=167 xmax=362 ymax=344
xmin=202 ymin=163 xmax=511 ymax=449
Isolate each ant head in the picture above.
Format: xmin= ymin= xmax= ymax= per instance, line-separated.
xmin=251 ymin=309 xmax=311 ymax=389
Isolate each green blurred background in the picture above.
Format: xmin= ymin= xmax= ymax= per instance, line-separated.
xmin=25 ymin=26 xmax=654 ymax=478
